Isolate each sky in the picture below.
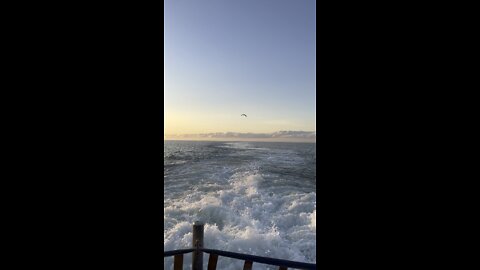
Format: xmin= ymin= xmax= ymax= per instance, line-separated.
xmin=164 ymin=0 xmax=316 ymax=140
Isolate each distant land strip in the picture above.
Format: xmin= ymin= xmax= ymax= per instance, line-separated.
xmin=164 ymin=131 xmax=316 ymax=142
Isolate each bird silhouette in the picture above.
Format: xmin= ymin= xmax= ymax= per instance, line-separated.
xmin=241 ymin=114 xmax=247 ymax=117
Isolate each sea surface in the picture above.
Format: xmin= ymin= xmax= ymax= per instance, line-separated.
xmin=164 ymin=140 xmax=316 ymax=270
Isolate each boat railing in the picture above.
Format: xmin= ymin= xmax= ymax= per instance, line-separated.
xmin=163 ymin=221 xmax=316 ymax=270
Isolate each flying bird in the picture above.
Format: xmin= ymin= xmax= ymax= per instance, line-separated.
xmin=241 ymin=114 xmax=247 ymax=117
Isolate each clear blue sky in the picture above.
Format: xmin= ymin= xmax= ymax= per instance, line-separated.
xmin=164 ymin=0 xmax=316 ymax=135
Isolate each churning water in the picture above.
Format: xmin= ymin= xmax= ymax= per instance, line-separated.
xmin=164 ymin=141 xmax=316 ymax=270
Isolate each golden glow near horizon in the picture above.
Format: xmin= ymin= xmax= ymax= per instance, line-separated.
xmin=164 ymin=110 xmax=315 ymax=136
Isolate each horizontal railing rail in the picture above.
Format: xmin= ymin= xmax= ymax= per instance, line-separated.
xmin=201 ymin=248 xmax=316 ymax=270
xmin=164 ymin=248 xmax=195 ymax=257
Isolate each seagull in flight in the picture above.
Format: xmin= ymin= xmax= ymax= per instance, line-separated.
xmin=241 ymin=114 xmax=247 ymax=117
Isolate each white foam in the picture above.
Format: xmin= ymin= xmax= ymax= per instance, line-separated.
xmin=164 ymin=171 xmax=316 ymax=270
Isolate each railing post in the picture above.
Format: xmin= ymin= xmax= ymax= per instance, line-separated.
xmin=192 ymin=221 xmax=204 ymax=270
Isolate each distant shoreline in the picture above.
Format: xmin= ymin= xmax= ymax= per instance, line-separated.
xmin=164 ymin=138 xmax=316 ymax=143
xmin=164 ymin=131 xmax=316 ymax=143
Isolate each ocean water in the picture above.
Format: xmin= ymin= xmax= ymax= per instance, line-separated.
xmin=164 ymin=140 xmax=316 ymax=270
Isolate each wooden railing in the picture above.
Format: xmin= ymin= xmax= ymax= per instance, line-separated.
xmin=163 ymin=221 xmax=316 ymax=270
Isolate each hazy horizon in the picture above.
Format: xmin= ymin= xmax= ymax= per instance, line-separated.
xmin=164 ymin=130 xmax=316 ymax=143
xmin=164 ymin=139 xmax=316 ymax=143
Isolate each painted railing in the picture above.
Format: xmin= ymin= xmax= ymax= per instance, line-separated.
xmin=163 ymin=221 xmax=316 ymax=270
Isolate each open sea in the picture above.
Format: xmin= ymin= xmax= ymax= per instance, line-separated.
xmin=164 ymin=140 xmax=316 ymax=270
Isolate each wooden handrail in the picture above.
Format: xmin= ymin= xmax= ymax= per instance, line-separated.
xmin=164 ymin=248 xmax=316 ymax=270
xmin=201 ymin=248 xmax=316 ymax=270
xmin=164 ymin=248 xmax=195 ymax=257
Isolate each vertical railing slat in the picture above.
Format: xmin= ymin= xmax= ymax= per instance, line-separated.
xmin=174 ymin=254 xmax=183 ymax=270
xmin=207 ymin=253 xmax=219 ymax=270
xmin=243 ymin=260 xmax=253 ymax=270
xmin=192 ymin=221 xmax=204 ymax=270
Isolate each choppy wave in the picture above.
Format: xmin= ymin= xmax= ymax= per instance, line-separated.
xmin=164 ymin=141 xmax=316 ymax=270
